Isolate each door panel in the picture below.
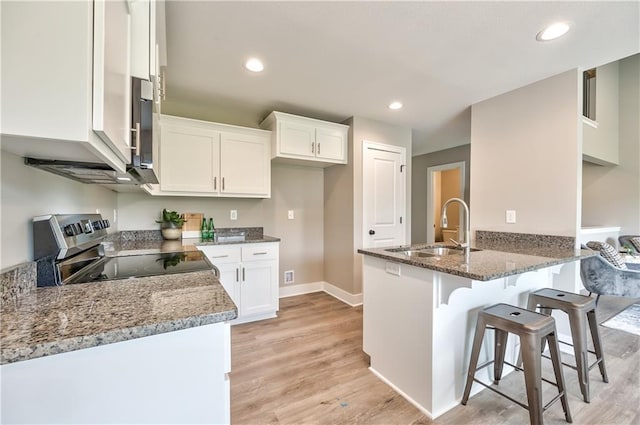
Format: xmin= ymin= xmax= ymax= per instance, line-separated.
xmin=315 ymin=127 xmax=345 ymax=161
xmin=240 ymin=262 xmax=276 ymax=317
xmin=220 ymin=133 xmax=269 ymax=196
xmin=363 ymin=143 xmax=406 ymax=249
xmin=278 ymin=121 xmax=314 ymax=158
xmin=159 ymin=125 xmax=219 ymax=192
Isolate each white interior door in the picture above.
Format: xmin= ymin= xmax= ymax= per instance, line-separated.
xmin=363 ymin=141 xmax=406 ymax=248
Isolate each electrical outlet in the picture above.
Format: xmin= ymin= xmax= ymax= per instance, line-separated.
xmin=230 ymin=210 xmax=237 ymax=220
xmin=288 ymin=210 xmax=294 ymax=220
xmin=506 ymin=210 xmax=516 ymax=224
xmin=284 ymin=270 xmax=294 ymax=284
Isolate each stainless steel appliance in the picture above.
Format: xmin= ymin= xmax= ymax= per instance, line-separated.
xmin=24 ymin=77 xmax=158 ymax=185
xmin=33 ymin=214 xmax=214 ymax=287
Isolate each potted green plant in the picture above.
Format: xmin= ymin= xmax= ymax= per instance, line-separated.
xmin=156 ymin=209 xmax=186 ymax=240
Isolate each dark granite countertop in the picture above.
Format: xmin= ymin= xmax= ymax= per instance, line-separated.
xmin=0 ymin=227 xmax=280 ymax=364
xmin=358 ymin=239 xmax=596 ymax=281
xmin=1 ymin=270 xmax=237 ymax=365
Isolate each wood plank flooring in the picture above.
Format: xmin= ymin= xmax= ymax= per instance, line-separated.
xmin=230 ymin=292 xmax=639 ymax=425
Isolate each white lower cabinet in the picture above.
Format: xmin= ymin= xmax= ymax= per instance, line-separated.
xmin=1 ymin=323 xmax=231 ymax=424
xmin=200 ymin=243 xmax=279 ymax=324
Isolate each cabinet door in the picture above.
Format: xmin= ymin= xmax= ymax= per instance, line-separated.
xmin=130 ymin=0 xmax=152 ymax=80
xmin=240 ymin=261 xmax=277 ymax=318
xmin=159 ymin=125 xmax=220 ymax=192
xmin=92 ymin=0 xmax=132 ymax=162
xmin=278 ymin=120 xmax=315 ymax=158
xmin=216 ymin=263 xmax=240 ymax=308
xmin=316 ymin=126 xmax=347 ymax=162
xmin=220 ymin=133 xmax=270 ymax=197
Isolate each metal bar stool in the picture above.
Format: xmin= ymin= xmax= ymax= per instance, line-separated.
xmin=527 ymin=288 xmax=608 ymax=403
xmin=462 ymin=303 xmax=572 ymax=425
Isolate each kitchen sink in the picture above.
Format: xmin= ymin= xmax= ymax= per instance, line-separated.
xmin=399 ymin=250 xmax=435 ymax=258
xmin=386 ymin=245 xmax=482 ymax=258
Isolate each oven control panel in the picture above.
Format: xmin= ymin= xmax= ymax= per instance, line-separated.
xmin=33 ymin=214 xmax=110 ymax=260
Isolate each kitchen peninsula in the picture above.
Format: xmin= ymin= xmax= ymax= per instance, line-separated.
xmin=358 ymin=231 xmax=595 ymax=419
xmin=0 ymin=227 xmax=279 ymax=424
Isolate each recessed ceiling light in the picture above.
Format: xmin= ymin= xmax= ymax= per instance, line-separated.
xmin=536 ymin=22 xmax=571 ymax=41
xmin=389 ymin=101 xmax=403 ymax=110
xmin=245 ymin=58 xmax=264 ymax=72
xmin=116 ymin=176 xmax=132 ymax=182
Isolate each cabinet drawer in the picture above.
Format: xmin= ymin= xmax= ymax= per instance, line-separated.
xmin=199 ymin=245 xmax=241 ymax=264
xmin=241 ymin=244 xmax=278 ymax=262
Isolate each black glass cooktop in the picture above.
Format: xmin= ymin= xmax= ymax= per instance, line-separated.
xmin=66 ymin=251 xmax=213 ymax=284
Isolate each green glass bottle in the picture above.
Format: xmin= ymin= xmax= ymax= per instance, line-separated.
xmin=201 ymin=217 xmax=208 ymax=240
xmin=208 ymin=218 xmax=215 ymax=240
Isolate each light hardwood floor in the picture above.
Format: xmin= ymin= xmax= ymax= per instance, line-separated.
xmin=230 ymin=292 xmax=639 ymax=425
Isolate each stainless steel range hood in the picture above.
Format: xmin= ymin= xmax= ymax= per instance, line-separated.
xmin=24 ymin=158 xmax=154 ymax=185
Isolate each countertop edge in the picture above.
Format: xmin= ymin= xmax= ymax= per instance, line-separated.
xmin=358 ymin=248 xmax=594 ymax=281
xmin=1 ymin=310 xmax=237 ymax=365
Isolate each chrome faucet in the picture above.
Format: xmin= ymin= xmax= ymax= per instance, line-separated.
xmin=440 ymin=197 xmax=471 ymax=259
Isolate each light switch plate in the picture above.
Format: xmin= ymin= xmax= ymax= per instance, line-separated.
xmin=506 ymin=210 xmax=516 ymax=224
xmin=288 ymin=210 xmax=294 ymax=220
xmin=230 ymin=210 xmax=237 ymax=220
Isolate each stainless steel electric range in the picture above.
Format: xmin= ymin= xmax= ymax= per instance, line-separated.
xmin=33 ymin=214 xmax=214 ymax=286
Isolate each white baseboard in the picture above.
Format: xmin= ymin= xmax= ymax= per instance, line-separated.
xmin=279 ymin=281 xmax=362 ymax=307
xmin=279 ymin=282 xmax=324 ymax=298
xmin=322 ymin=282 xmax=363 ymax=307
xmin=369 ymin=367 xmax=434 ymax=419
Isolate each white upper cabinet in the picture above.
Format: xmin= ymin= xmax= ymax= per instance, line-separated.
xmin=93 ymin=0 xmax=132 ymax=162
xmin=260 ymin=111 xmax=349 ymax=167
xmin=144 ymin=115 xmax=271 ymax=198
xmin=130 ymin=0 xmax=154 ymax=80
xmin=1 ymin=1 xmax=131 ymax=173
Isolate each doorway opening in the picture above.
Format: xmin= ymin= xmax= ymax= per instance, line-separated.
xmin=426 ymin=161 xmax=465 ymax=243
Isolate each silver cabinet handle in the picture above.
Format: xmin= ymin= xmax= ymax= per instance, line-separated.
xmin=214 ymin=176 xmax=217 ymax=190
xmin=311 ymin=142 xmax=315 ymax=154
xmin=160 ymin=69 xmax=166 ymax=100
xmin=253 ymin=252 xmax=268 ymax=255
xmin=242 ymin=267 xmax=245 ymax=282
xmin=130 ymin=122 xmax=140 ymax=155
xmin=318 ymin=142 xmax=320 ymax=155
xmin=222 ymin=177 xmax=225 ymax=191
xmin=210 ymin=254 xmax=228 ymax=258
xmin=236 ymin=268 xmax=239 ymax=282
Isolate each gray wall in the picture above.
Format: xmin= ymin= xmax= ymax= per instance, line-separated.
xmin=583 ymin=60 xmax=620 ymax=165
xmin=117 ymin=163 xmax=325 ymax=286
xmin=470 ymin=69 xmax=582 ymax=239
xmin=411 ymin=145 xmax=470 ymax=244
xmin=582 ymin=54 xmax=640 ymax=235
xmin=324 ymin=116 xmax=412 ymax=295
xmin=0 ymin=151 xmax=118 ymax=269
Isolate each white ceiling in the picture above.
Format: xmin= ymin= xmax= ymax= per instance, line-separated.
xmin=164 ymin=1 xmax=640 ymax=156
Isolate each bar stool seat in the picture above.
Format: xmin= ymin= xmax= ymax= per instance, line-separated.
xmin=461 ymin=303 xmax=572 ymax=425
xmin=527 ymin=288 xmax=608 ymax=403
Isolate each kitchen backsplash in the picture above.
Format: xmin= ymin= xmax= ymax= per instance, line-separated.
xmin=1 ymin=262 xmax=36 ymax=306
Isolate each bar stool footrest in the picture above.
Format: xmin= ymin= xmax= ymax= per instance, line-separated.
xmin=540 ymin=352 xmax=604 ymax=373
